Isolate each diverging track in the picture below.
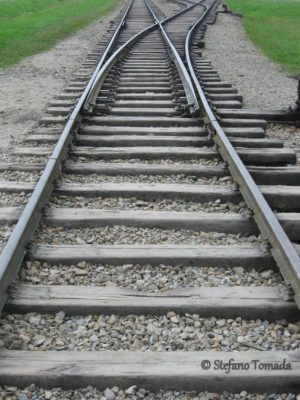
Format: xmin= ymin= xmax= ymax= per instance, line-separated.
xmin=0 ymin=0 xmax=300 ymax=396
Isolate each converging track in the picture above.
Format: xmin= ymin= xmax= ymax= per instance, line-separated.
xmin=0 ymin=0 xmax=300 ymax=396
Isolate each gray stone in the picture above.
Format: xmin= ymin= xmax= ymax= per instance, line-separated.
xmin=104 ymin=388 xmax=116 ymax=400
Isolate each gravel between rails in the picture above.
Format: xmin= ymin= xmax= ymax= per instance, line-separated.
xmin=63 ymin=174 xmax=233 ymax=185
xmin=50 ymin=196 xmax=247 ymax=213
xmin=1 ymin=312 xmax=299 ymax=352
xmin=34 ymin=225 xmax=261 ymax=246
xmin=70 ymin=158 xmax=221 ymax=166
xmin=0 ymin=171 xmax=41 ymax=182
xmin=0 ymin=154 xmax=51 ymax=164
xmin=19 ymin=261 xmax=282 ymax=289
xmin=19 ymin=143 xmax=54 ymax=149
xmin=2 ymin=385 xmax=299 ymax=400
xmin=203 ymin=13 xmax=297 ymax=110
xmin=0 ymin=193 xmax=31 ymax=207
xmin=0 ymin=225 xmax=15 ymax=248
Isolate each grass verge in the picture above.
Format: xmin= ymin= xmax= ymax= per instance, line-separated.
xmin=226 ymin=0 xmax=300 ymax=76
xmin=0 ymin=0 xmax=120 ymax=69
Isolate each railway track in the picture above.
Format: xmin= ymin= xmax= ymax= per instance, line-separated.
xmin=0 ymin=0 xmax=300 ymax=397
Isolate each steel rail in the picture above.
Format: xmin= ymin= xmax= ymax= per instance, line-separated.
xmin=84 ymin=0 xmax=204 ymax=112
xmin=86 ymin=0 xmax=134 ymax=99
xmin=185 ymin=2 xmax=300 ymax=307
xmin=0 ymin=0 xmax=136 ymax=311
xmin=145 ymin=0 xmax=200 ymax=114
xmin=83 ymin=25 xmax=158 ymax=112
xmin=0 ymin=0 xmax=209 ymax=312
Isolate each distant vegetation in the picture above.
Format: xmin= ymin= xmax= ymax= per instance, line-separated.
xmin=0 ymin=0 xmax=120 ymax=68
xmin=226 ymin=0 xmax=300 ymax=75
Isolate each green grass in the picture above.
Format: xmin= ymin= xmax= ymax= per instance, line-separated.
xmin=0 ymin=0 xmax=120 ymax=68
xmin=226 ymin=0 xmax=300 ymax=75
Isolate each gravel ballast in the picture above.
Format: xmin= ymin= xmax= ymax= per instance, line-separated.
xmin=34 ymin=225 xmax=261 ymax=246
xmin=69 ymin=158 xmax=220 ymax=166
xmin=1 ymin=154 xmax=51 ymax=164
xmin=0 ymin=225 xmax=15 ymax=248
xmin=0 ymin=192 xmax=30 ymax=207
xmin=19 ymin=261 xmax=282 ymax=289
xmin=63 ymin=174 xmax=233 ymax=186
xmin=1 ymin=385 xmax=299 ymax=400
xmin=0 ymin=171 xmax=40 ymax=182
xmin=267 ymin=125 xmax=300 ymax=157
xmin=1 ymin=313 xmax=299 ymax=352
xmin=2 ymin=385 xmax=300 ymax=400
xmin=50 ymin=196 xmax=247 ymax=213
xmin=203 ymin=13 xmax=297 ymax=110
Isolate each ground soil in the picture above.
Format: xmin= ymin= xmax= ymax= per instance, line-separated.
xmin=0 ymin=3 xmax=125 ymax=149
